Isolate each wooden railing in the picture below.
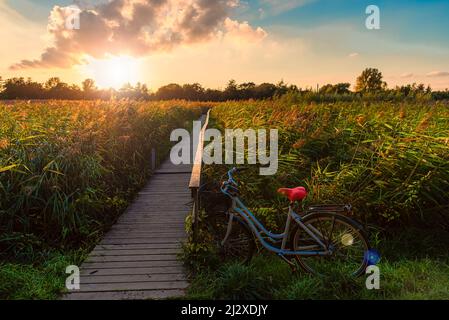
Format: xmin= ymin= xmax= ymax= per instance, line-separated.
xmin=189 ymin=109 xmax=211 ymax=240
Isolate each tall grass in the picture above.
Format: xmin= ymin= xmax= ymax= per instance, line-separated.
xmin=0 ymin=100 xmax=204 ymax=261
xmin=182 ymin=100 xmax=449 ymax=300
xmin=211 ymin=100 xmax=449 ymax=229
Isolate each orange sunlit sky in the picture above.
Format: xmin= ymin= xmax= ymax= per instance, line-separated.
xmin=1 ymin=0 xmax=449 ymax=90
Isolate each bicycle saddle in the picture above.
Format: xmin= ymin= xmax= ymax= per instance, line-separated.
xmin=277 ymin=187 xmax=307 ymax=202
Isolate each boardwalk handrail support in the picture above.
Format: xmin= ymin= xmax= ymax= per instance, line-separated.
xmin=189 ymin=109 xmax=211 ymax=242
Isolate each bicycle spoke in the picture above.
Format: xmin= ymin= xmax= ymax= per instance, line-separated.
xmin=293 ymin=215 xmax=368 ymax=277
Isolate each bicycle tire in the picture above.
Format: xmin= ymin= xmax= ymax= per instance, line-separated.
xmin=289 ymin=212 xmax=370 ymax=277
xmin=210 ymin=211 xmax=256 ymax=265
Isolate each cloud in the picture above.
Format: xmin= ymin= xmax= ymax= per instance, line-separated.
xmin=223 ymin=18 xmax=267 ymax=42
xmin=259 ymin=0 xmax=315 ymax=15
xmin=400 ymin=72 xmax=414 ymax=78
xmin=426 ymin=71 xmax=449 ymax=77
xmin=10 ymin=0 xmax=266 ymax=70
xmin=348 ymin=52 xmax=359 ymax=58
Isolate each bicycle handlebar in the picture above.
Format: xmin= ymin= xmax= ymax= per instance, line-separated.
xmin=227 ymin=168 xmax=238 ymax=185
xmin=225 ymin=167 xmax=250 ymax=185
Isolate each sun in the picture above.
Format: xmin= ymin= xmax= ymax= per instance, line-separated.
xmin=82 ymin=56 xmax=141 ymax=89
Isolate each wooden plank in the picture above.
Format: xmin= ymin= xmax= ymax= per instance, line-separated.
xmin=81 ymin=266 xmax=185 ymax=276
xmin=103 ymin=234 xmax=187 ymax=240
xmin=106 ymin=231 xmax=184 ymax=236
xmin=125 ymin=206 xmax=190 ymax=211
xmin=110 ymin=223 xmax=186 ymax=228
xmin=110 ymin=226 xmax=185 ymax=231
xmin=93 ymin=243 xmax=181 ymax=251
xmin=121 ymin=210 xmax=188 ymax=214
xmin=100 ymin=238 xmax=185 ymax=245
xmin=107 ymin=220 xmax=186 ymax=225
xmin=91 ymin=248 xmax=179 ymax=256
xmin=110 ymin=225 xmax=185 ymax=230
xmin=63 ymin=289 xmax=185 ymax=300
xmin=86 ymin=254 xmax=180 ymax=263
xmin=81 ymin=274 xmax=187 ymax=284
xmin=138 ymin=192 xmax=190 ymax=195
xmin=118 ymin=217 xmax=187 ymax=221
xmin=81 ymin=260 xmax=183 ymax=269
xmin=105 ymin=231 xmax=185 ymax=237
xmin=76 ymin=281 xmax=189 ymax=292
xmin=121 ymin=211 xmax=188 ymax=215
xmin=115 ymin=220 xmax=186 ymax=224
xmin=119 ymin=213 xmax=188 ymax=217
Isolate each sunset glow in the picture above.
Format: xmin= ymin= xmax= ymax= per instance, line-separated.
xmin=82 ymin=56 xmax=142 ymax=89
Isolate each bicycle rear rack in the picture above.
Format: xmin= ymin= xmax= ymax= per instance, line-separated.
xmin=306 ymin=204 xmax=352 ymax=213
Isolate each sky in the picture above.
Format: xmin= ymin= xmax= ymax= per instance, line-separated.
xmin=1 ymin=0 xmax=448 ymax=90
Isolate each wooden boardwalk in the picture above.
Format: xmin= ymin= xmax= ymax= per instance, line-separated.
xmin=64 ymin=145 xmax=195 ymax=300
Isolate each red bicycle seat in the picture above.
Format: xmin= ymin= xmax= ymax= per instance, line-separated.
xmin=277 ymin=187 xmax=308 ymax=202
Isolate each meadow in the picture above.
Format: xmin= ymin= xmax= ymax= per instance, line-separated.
xmin=0 ymin=100 xmax=204 ymax=299
xmin=1 ymin=98 xmax=448 ymax=300
xmin=183 ymin=99 xmax=449 ymax=300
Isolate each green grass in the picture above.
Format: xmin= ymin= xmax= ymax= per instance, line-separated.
xmin=0 ymin=250 xmax=86 ymax=299
xmin=185 ymin=234 xmax=449 ymax=300
xmin=183 ymin=211 xmax=449 ymax=300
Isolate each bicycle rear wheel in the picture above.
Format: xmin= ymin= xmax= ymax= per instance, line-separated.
xmin=290 ymin=212 xmax=370 ymax=277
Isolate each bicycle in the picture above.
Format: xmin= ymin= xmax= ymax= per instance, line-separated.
xmin=213 ymin=167 xmax=372 ymax=277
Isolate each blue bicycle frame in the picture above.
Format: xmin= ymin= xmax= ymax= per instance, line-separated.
xmin=220 ymin=168 xmax=333 ymax=258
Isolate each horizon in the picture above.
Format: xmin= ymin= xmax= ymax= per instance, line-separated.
xmin=1 ymin=0 xmax=449 ymax=90
xmin=0 ymin=73 xmax=447 ymax=93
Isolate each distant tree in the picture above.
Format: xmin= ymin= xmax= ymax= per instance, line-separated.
xmin=320 ymin=83 xmax=351 ymax=94
xmin=1 ymin=77 xmax=44 ymax=99
xmin=82 ymin=79 xmax=96 ymax=92
xmin=334 ymin=83 xmax=351 ymax=94
xmin=224 ymin=80 xmax=239 ymax=100
xmin=204 ymin=88 xmax=224 ymax=101
xmin=355 ymin=68 xmax=386 ymax=93
xmin=238 ymin=82 xmax=256 ymax=99
xmin=45 ymin=77 xmax=61 ymax=90
xmin=183 ymin=83 xmax=204 ymax=101
xmin=82 ymin=79 xmax=96 ymax=99
xmin=155 ymin=83 xmax=184 ymax=100
xmin=274 ymin=80 xmax=289 ymax=97
xmin=2 ymin=77 xmax=26 ymax=99
xmin=394 ymin=83 xmax=432 ymax=98
xmin=254 ymin=83 xmax=277 ymax=99
xmin=4 ymin=74 xmax=442 ymax=102
xmin=134 ymin=82 xmax=150 ymax=100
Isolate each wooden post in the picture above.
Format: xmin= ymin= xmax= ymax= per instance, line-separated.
xmin=189 ymin=109 xmax=211 ymax=243
xmin=191 ymin=188 xmax=200 ymax=242
xmin=151 ymin=148 xmax=156 ymax=171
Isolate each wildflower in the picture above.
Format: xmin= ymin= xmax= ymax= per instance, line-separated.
xmin=292 ymin=139 xmax=306 ymax=149
xmin=118 ymin=135 xmax=131 ymax=143
xmin=311 ymin=128 xmax=323 ymax=139
xmin=416 ymin=114 xmax=431 ymax=132
xmin=399 ymin=107 xmax=406 ymax=119
xmin=355 ymin=115 xmax=366 ymax=126
xmin=0 ymin=138 xmax=10 ymax=150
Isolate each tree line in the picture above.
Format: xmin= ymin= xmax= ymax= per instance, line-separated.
xmin=1 ymin=68 xmax=448 ymax=101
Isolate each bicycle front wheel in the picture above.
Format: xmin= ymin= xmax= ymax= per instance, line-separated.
xmin=290 ymin=212 xmax=370 ymax=277
xmin=210 ymin=211 xmax=255 ymax=265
